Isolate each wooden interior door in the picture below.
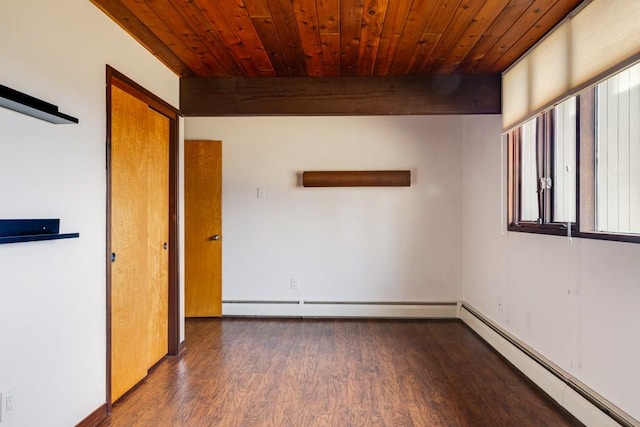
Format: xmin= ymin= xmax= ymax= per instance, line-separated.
xmin=110 ymin=84 xmax=169 ymax=401
xmin=185 ymin=140 xmax=222 ymax=317
xmin=145 ymin=104 xmax=169 ymax=365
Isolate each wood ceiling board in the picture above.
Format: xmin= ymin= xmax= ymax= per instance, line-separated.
xmin=154 ymin=1 xmax=237 ymax=76
xmin=438 ymin=0 xmax=511 ymax=74
xmin=89 ymin=0 xmax=195 ymax=77
xmin=457 ymin=0 xmax=538 ymax=73
xmin=340 ymin=0 xmax=365 ymax=76
xmin=117 ymin=0 xmax=214 ymax=76
xmin=486 ymin=0 xmax=580 ymax=73
xmin=216 ymin=1 xmax=276 ymax=76
xmin=320 ymin=34 xmax=341 ymax=76
xmin=389 ymin=0 xmax=438 ymax=74
xmin=91 ymin=0 xmax=585 ymax=77
xmin=187 ymin=0 xmax=262 ymax=77
xmin=171 ymin=0 xmax=250 ymax=76
xmin=292 ymin=0 xmax=325 ymax=77
xmin=317 ymin=0 xmax=340 ymax=76
xmin=243 ymin=0 xmax=271 ymax=17
xmin=357 ymin=0 xmax=391 ymax=76
xmin=408 ymin=33 xmax=441 ymax=75
xmin=373 ymin=0 xmax=413 ymax=76
xmin=317 ymin=0 xmax=340 ymax=34
xmin=407 ymin=0 xmax=462 ymax=73
xmin=472 ymin=0 xmax=560 ymax=73
xmin=422 ymin=0 xmax=489 ymax=73
xmin=251 ymin=16 xmax=293 ymax=76
xmin=267 ymin=0 xmax=308 ymax=76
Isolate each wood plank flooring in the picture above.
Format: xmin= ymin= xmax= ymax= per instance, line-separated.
xmin=98 ymin=319 xmax=583 ymax=426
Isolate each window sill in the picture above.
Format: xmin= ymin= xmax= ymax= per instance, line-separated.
xmin=508 ymin=223 xmax=640 ymax=244
xmin=508 ymin=223 xmax=576 ymax=237
xmin=576 ymin=231 xmax=640 ymax=244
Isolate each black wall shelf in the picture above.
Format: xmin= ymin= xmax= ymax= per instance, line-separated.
xmin=0 ymin=84 xmax=78 ymax=124
xmin=0 ymin=219 xmax=79 ymax=245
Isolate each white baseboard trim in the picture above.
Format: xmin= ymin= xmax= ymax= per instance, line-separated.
xmin=222 ymin=301 xmax=303 ymax=317
xmin=222 ymin=301 xmax=459 ymax=318
xmin=459 ymin=304 xmax=637 ymax=427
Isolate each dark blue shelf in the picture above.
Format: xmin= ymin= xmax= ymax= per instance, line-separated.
xmin=0 ymin=84 xmax=78 ymax=124
xmin=0 ymin=219 xmax=79 ymax=245
xmin=0 ymin=233 xmax=79 ymax=244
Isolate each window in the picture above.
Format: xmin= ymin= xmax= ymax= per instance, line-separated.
xmin=508 ymin=97 xmax=577 ymax=235
xmin=554 ymin=97 xmax=577 ymax=224
xmin=595 ymin=63 xmax=640 ymax=235
xmin=507 ymin=62 xmax=640 ymax=243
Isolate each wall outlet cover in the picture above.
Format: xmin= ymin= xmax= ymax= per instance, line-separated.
xmin=5 ymin=390 xmax=14 ymax=418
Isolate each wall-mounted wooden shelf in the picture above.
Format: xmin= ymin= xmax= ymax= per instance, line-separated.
xmin=302 ymin=170 xmax=411 ymax=187
xmin=0 ymin=84 xmax=78 ymax=124
xmin=0 ymin=219 xmax=79 ymax=245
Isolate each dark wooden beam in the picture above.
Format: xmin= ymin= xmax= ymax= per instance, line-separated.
xmin=180 ymin=75 xmax=501 ymax=116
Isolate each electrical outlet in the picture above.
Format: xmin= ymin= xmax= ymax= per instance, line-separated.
xmin=5 ymin=390 xmax=14 ymax=418
xmin=290 ymin=278 xmax=298 ymax=290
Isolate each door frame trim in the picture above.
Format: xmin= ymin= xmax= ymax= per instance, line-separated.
xmin=105 ymin=65 xmax=180 ymax=408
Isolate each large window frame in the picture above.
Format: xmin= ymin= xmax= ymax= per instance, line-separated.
xmin=507 ymin=64 xmax=640 ymax=244
xmin=507 ymin=103 xmax=577 ymax=237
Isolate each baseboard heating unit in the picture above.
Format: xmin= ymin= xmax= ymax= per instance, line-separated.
xmin=459 ymin=303 xmax=637 ymax=427
xmin=222 ymin=300 xmax=459 ymax=318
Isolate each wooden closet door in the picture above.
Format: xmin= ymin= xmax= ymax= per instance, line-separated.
xmin=146 ymin=105 xmax=169 ymax=366
xmin=110 ymin=85 xmax=169 ymax=401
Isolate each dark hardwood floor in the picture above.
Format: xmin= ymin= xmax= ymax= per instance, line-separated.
xmin=98 ymin=319 xmax=582 ymax=426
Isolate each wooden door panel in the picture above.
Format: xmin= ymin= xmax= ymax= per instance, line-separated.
xmin=111 ymin=85 xmax=152 ymax=401
xmin=110 ymin=86 xmax=170 ymax=401
xmin=146 ymin=107 xmax=170 ymax=366
xmin=185 ymin=140 xmax=222 ymax=317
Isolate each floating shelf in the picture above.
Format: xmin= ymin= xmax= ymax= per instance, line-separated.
xmin=302 ymin=170 xmax=411 ymax=187
xmin=0 ymin=84 xmax=78 ymax=124
xmin=0 ymin=219 xmax=79 ymax=245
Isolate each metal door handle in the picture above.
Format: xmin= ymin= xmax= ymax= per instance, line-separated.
xmin=163 ymin=242 xmax=168 ymax=250
xmin=111 ymin=252 xmax=116 ymax=263
xmin=211 ymin=235 xmax=220 ymax=241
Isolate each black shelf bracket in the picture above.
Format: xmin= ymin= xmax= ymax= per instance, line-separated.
xmin=0 ymin=84 xmax=78 ymax=124
xmin=0 ymin=219 xmax=79 ymax=245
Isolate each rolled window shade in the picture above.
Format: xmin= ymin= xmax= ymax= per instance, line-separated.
xmin=503 ymin=0 xmax=640 ymax=131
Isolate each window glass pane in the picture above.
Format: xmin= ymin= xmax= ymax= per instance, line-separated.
xmin=553 ymin=97 xmax=576 ymax=223
xmin=520 ymin=118 xmax=539 ymax=222
xmin=596 ymin=62 xmax=640 ymax=234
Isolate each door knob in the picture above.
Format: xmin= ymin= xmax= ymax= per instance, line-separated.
xmin=111 ymin=252 xmax=116 ymax=263
xmin=163 ymin=242 xmax=168 ymax=250
xmin=211 ymin=235 xmax=220 ymax=241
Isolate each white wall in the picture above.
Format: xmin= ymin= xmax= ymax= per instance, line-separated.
xmin=462 ymin=115 xmax=640 ymax=421
xmin=0 ymin=1 xmax=179 ymax=426
xmin=185 ymin=116 xmax=464 ymax=305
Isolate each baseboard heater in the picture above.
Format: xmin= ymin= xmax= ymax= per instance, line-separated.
xmin=459 ymin=303 xmax=637 ymax=427
xmin=222 ymin=300 xmax=459 ymax=319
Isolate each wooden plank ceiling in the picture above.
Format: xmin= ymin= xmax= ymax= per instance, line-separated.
xmin=91 ymin=0 xmax=584 ymax=78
